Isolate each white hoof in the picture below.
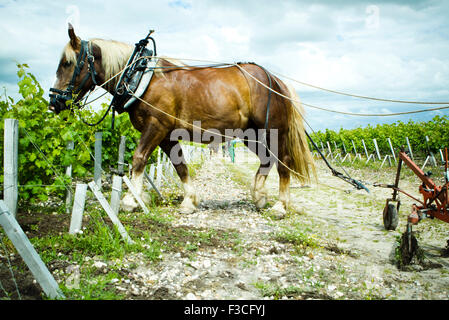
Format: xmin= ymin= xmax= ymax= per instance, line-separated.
xmin=179 ymin=197 xmax=197 ymax=214
xmin=254 ymin=195 xmax=267 ymax=209
xmin=121 ymin=193 xmax=138 ymax=212
xmin=252 ymin=188 xmax=267 ymax=209
xmin=270 ymin=201 xmax=287 ymax=219
xmin=141 ymin=192 xmax=151 ymax=203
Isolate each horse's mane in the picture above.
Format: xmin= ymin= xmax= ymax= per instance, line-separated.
xmin=62 ymin=38 xmax=188 ymax=90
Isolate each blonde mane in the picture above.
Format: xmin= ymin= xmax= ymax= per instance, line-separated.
xmin=90 ymin=38 xmax=134 ymax=91
xmin=62 ymin=38 xmax=189 ymax=91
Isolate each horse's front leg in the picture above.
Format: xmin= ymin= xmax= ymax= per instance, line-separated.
xmin=122 ymin=121 xmax=168 ymax=212
xmin=159 ymin=139 xmax=199 ymax=214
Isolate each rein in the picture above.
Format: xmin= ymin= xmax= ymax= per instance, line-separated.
xmin=50 ymin=32 xmax=368 ymax=192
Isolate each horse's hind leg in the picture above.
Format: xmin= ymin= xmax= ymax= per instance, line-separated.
xmin=245 ymin=137 xmax=274 ymax=209
xmin=272 ymin=152 xmax=292 ymax=216
xmin=159 ymin=139 xmax=199 ymax=214
xmin=252 ymin=162 xmax=273 ymax=209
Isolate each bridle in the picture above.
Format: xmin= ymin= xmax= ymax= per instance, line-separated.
xmin=49 ymin=40 xmax=97 ymax=113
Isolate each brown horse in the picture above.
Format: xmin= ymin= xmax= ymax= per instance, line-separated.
xmin=49 ymin=24 xmax=315 ymax=215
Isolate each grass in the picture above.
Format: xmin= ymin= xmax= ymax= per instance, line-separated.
xmin=253 ymin=282 xmax=303 ymax=300
xmin=274 ymin=221 xmax=320 ymax=254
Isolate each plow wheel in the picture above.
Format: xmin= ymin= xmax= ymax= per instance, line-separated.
xmin=383 ymin=202 xmax=398 ymax=230
xmin=398 ymin=221 xmax=423 ymax=267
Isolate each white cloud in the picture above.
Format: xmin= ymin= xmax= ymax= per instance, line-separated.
xmin=0 ymin=0 xmax=448 ymax=131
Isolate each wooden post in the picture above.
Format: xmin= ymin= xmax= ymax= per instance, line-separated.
xmin=88 ymin=181 xmax=134 ymax=244
xmin=157 ymin=147 xmax=161 ymax=166
xmin=352 ymin=140 xmax=357 ymax=155
xmin=380 ymin=155 xmax=392 ymax=168
xmin=122 ymin=176 xmax=150 ymax=215
xmin=69 ymin=183 xmax=87 ymax=235
xmin=65 ymin=141 xmax=74 ymax=214
xmin=426 ymin=136 xmax=437 ymax=166
xmin=110 ymin=175 xmax=122 ymax=216
xmin=342 ymin=141 xmax=347 ymax=155
xmin=4 ymin=119 xmax=18 ymax=217
xmin=326 ymin=141 xmax=333 ymax=160
xmin=362 ymin=139 xmax=369 ymax=159
xmin=144 ymin=169 xmax=163 ymax=199
xmin=0 ymin=201 xmax=65 ymax=299
xmin=387 ymin=138 xmax=396 ymax=163
xmin=365 ymin=154 xmax=374 ymax=164
xmin=406 ymin=137 xmax=414 ymax=161
xmin=149 ymin=163 xmax=156 ymax=182
xmin=373 ymin=138 xmax=381 ymax=160
xmin=421 ymin=156 xmax=430 ymax=171
xmin=94 ymin=132 xmax=102 ymax=188
xmin=117 ymin=136 xmax=126 ymax=176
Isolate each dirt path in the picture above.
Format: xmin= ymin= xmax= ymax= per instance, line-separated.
xmin=121 ymin=150 xmax=449 ymax=300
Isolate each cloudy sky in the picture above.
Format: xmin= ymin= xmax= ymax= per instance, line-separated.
xmin=1 ymin=0 xmax=448 ymax=131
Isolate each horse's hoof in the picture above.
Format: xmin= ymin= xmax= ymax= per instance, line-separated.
xmin=179 ymin=206 xmax=196 ymax=214
xmin=270 ymin=201 xmax=287 ymax=219
xmin=121 ymin=194 xmax=138 ymax=212
xmin=254 ymin=196 xmax=267 ymax=210
xmin=179 ymin=197 xmax=197 ymax=214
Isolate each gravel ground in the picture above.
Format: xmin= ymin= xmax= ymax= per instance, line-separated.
xmin=95 ymin=150 xmax=449 ymax=300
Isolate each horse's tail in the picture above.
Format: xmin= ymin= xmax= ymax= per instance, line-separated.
xmin=282 ymin=83 xmax=316 ymax=184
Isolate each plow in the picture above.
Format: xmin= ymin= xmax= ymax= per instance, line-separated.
xmin=375 ymin=147 xmax=449 ymax=265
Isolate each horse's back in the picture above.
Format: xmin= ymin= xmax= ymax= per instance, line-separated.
xmin=158 ymin=65 xmax=253 ymax=131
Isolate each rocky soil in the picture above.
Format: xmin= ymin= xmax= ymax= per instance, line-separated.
xmin=2 ymin=149 xmax=449 ymax=300
xmin=103 ymin=150 xmax=449 ymax=300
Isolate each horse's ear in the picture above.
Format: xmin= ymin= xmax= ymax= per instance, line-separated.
xmin=68 ymin=23 xmax=81 ymax=50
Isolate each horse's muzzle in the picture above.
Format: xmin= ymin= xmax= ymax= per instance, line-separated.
xmin=49 ymin=87 xmax=72 ymax=114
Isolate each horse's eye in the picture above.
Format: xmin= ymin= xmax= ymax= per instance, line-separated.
xmin=63 ymin=61 xmax=72 ymax=68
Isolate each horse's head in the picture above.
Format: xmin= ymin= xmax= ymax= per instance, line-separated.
xmin=49 ymin=24 xmax=102 ymax=114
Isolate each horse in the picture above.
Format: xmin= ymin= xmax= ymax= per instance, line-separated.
xmin=49 ymin=24 xmax=316 ymax=215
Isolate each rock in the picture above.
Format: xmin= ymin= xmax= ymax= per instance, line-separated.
xmin=185 ymin=293 xmax=197 ymax=300
xmin=93 ymin=261 xmax=107 ymax=269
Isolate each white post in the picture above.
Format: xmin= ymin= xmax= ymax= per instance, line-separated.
xmin=65 ymin=141 xmax=74 ymax=214
xmin=327 ymin=141 xmax=333 ymax=160
xmin=144 ymin=169 xmax=163 ymax=199
xmin=110 ymin=175 xmax=122 ymax=216
xmin=0 ymin=201 xmax=65 ymax=299
xmin=426 ymin=136 xmax=437 ymax=166
xmin=351 ymin=140 xmax=357 ymax=154
xmin=406 ymin=137 xmax=414 ymax=161
xmin=94 ymin=132 xmax=102 ymax=188
xmin=387 ymin=138 xmax=396 ymax=163
xmin=156 ymin=162 xmax=162 ymax=188
xmin=4 ymin=119 xmax=18 ymax=217
xmin=69 ymin=183 xmax=87 ymax=235
xmin=88 ymin=181 xmax=134 ymax=244
xmin=421 ymin=156 xmax=430 ymax=171
xmin=362 ymin=139 xmax=369 ymax=159
xmin=149 ymin=163 xmax=155 ymax=182
xmin=122 ymin=176 xmax=150 ymax=214
xmin=365 ymin=154 xmax=374 ymax=164
xmin=373 ymin=138 xmax=381 ymax=160
xmin=342 ymin=141 xmax=347 ymax=155
xmin=117 ymin=136 xmax=126 ymax=176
